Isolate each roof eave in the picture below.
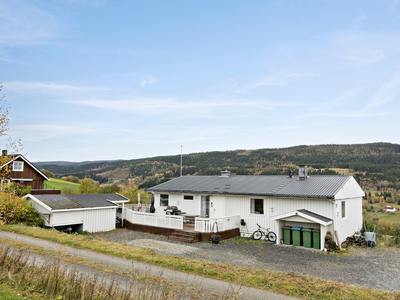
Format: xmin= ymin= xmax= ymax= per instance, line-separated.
xmin=150 ymin=189 xmax=335 ymax=199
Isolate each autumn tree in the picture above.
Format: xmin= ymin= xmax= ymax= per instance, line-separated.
xmin=40 ymin=169 xmax=55 ymax=179
xmin=0 ymin=83 xmax=23 ymax=180
xmin=79 ymin=178 xmax=100 ymax=194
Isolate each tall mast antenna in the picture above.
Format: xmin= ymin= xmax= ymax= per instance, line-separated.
xmin=180 ymin=145 xmax=183 ymax=177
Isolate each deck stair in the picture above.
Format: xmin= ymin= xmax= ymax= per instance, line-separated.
xmin=168 ymin=230 xmax=200 ymax=243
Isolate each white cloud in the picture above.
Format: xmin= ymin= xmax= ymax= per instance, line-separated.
xmin=9 ymin=124 xmax=95 ymax=142
xmin=4 ymin=81 xmax=109 ymax=93
xmin=354 ymin=14 xmax=367 ymax=24
xmin=141 ymin=76 xmax=159 ymax=87
xmin=0 ymin=0 xmax=60 ymax=46
xmin=63 ymin=98 xmax=295 ymax=115
xmin=233 ymin=77 xmax=283 ymax=94
xmin=367 ymin=74 xmax=400 ymax=108
xmin=332 ymin=33 xmax=399 ymax=66
xmin=284 ymin=73 xmax=315 ymax=78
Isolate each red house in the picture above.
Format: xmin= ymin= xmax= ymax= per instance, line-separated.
xmin=1 ymin=152 xmax=49 ymax=190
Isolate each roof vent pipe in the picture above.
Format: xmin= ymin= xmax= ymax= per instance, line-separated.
xmin=298 ymin=165 xmax=308 ymax=179
xmin=220 ymin=170 xmax=231 ymax=178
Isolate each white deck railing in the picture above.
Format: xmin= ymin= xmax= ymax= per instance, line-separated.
xmin=195 ymin=215 xmax=241 ymax=233
xmin=123 ymin=208 xmax=183 ymax=230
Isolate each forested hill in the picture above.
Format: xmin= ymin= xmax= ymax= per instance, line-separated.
xmin=36 ymin=143 xmax=400 ymax=191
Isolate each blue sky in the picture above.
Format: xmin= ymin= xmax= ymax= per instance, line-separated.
xmin=1 ymin=0 xmax=400 ymax=162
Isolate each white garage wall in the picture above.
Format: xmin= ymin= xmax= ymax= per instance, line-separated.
xmin=51 ymin=211 xmax=84 ymax=227
xmin=83 ymin=208 xmax=116 ymax=233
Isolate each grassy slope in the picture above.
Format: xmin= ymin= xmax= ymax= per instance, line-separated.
xmin=0 ymin=283 xmax=45 ymax=300
xmin=45 ymin=178 xmax=79 ymax=191
xmin=1 ymin=225 xmax=400 ymax=300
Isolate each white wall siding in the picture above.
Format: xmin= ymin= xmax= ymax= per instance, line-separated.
xmin=27 ymin=200 xmax=52 ymax=226
xmin=51 ymin=211 xmax=84 ymax=227
xmin=209 ymin=195 xmax=226 ymax=219
xmin=222 ymin=195 xmax=334 ymax=235
xmin=83 ymin=208 xmax=116 ymax=233
xmin=172 ymin=193 xmax=201 ymax=215
xmin=335 ymin=177 xmax=365 ymax=200
xmin=334 ymin=197 xmax=362 ymax=242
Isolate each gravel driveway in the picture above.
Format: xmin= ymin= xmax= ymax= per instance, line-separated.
xmin=94 ymin=229 xmax=400 ymax=292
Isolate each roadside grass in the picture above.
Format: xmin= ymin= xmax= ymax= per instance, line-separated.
xmin=2 ymin=225 xmax=400 ymax=300
xmin=0 ymin=283 xmax=45 ymax=300
xmin=0 ymin=247 xmax=213 ymax=300
xmin=45 ymin=178 xmax=80 ymax=191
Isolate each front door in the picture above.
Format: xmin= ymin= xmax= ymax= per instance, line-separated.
xmin=201 ymin=196 xmax=210 ymax=217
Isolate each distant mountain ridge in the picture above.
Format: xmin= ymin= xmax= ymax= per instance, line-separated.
xmin=35 ymin=142 xmax=400 ymax=191
xmin=34 ymin=160 xmax=122 ymax=166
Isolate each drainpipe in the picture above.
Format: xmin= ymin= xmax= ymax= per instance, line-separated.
xmin=327 ymin=197 xmax=336 ymax=247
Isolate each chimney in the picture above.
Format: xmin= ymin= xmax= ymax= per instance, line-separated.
xmin=1 ymin=150 xmax=7 ymax=157
xmin=220 ymin=170 xmax=231 ymax=178
xmin=298 ymin=165 xmax=308 ymax=179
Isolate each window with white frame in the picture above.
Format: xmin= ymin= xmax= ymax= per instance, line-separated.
xmin=12 ymin=161 xmax=24 ymax=172
xmin=250 ymin=199 xmax=264 ymax=214
xmin=183 ymin=195 xmax=194 ymax=201
xmin=160 ymin=194 xmax=169 ymax=206
xmin=341 ymin=201 xmax=346 ymax=218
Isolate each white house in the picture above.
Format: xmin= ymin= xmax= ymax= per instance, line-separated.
xmin=148 ymin=167 xmax=365 ymax=249
xmin=383 ymin=206 xmax=396 ymax=212
xmin=25 ymin=193 xmax=130 ymax=233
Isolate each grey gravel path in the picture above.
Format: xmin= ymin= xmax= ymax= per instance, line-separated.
xmin=95 ymin=229 xmax=400 ymax=292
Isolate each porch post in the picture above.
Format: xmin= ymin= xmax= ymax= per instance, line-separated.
xmin=122 ymin=202 xmax=125 ymax=227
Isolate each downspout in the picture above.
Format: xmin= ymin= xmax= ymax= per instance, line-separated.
xmin=326 ymin=197 xmax=336 ymax=248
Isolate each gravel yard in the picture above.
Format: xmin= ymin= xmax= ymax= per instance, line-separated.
xmin=94 ymin=229 xmax=400 ymax=292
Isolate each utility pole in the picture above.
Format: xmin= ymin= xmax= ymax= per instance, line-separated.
xmin=180 ymin=145 xmax=183 ymax=177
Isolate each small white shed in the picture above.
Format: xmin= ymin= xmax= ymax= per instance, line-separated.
xmin=25 ymin=193 xmax=130 ymax=233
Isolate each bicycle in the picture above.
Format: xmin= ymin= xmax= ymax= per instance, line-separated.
xmin=252 ymin=223 xmax=277 ymax=242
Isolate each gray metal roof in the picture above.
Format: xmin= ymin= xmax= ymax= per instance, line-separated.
xmin=297 ymin=209 xmax=332 ymax=223
xmin=32 ymin=193 xmax=128 ymax=210
xmin=148 ymin=175 xmax=352 ymax=199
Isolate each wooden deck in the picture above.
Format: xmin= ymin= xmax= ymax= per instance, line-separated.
xmin=124 ymin=220 xmax=240 ymax=243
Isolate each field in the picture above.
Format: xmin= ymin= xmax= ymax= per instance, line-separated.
xmin=45 ymin=178 xmax=79 ymax=191
xmin=363 ymin=199 xmax=400 ymax=224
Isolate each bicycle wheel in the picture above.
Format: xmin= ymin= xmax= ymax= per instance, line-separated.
xmin=252 ymin=230 xmax=263 ymax=240
xmin=267 ymin=232 xmax=277 ymax=243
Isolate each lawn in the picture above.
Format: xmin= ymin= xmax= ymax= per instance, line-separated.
xmin=45 ymin=178 xmax=80 ymax=191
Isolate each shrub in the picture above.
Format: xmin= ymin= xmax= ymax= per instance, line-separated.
xmin=61 ymin=187 xmax=78 ymax=194
xmin=6 ymin=182 xmax=31 ymax=196
xmin=0 ymin=191 xmax=43 ymax=226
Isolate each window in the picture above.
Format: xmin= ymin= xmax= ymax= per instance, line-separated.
xmin=250 ymin=199 xmax=264 ymax=214
xmin=12 ymin=161 xmax=24 ymax=172
xmin=160 ymin=194 xmax=169 ymax=206
xmin=341 ymin=201 xmax=346 ymax=218
xmin=184 ymin=195 xmax=194 ymax=201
